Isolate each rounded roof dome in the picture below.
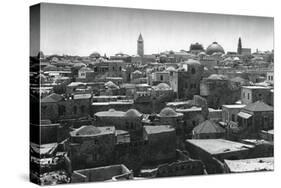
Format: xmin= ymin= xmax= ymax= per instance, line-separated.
xmin=89 ymin=52 xmax=101 ymax=58
xmin=233 ymin=57 xmax=240 ymax=61
xmin=125 ymin=109 xmax=142 ymax=117
xmin=206 ymin=42 xmax=225 ymax=55
xmin=75 ymin=126 xmax=101 ymax=136
xmin=199 ymin=51 xmax=206 ymax=55
xmin=189 ymin=42 xmax=204 ymax=51
xmin=166 ymin=66 xmax=176 ymax=71
xmin=155 ymin=83 xmax=171 ymax=90
xmin=43 ymin=64 xmax=58 ymax=71
xmin=132 ymin=70 xmax=142 ymax=74
xmin=185 ymin=59 xmax=201 ymax=65
xmin=159 ymin=107 xmax=182 ymax=117
xmin=207 ymin=74 xmax=228 ymax=80
xmin=73 ymin=62 xmax=86 ymax=68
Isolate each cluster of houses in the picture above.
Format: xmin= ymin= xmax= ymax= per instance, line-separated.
xmin=30 ymin=36 xmax=274 ymax=185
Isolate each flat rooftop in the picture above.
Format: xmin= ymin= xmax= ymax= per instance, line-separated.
xmin=222 ymin=104 xmax=246 ymax=109
xmin=144 ymin=125 xmax=175 ymax=134
xmin=73 ymin=164 xmax=131 ymax=182
xmin=242 ymin=86 xmax=272 ymax=89
xmin=186 ymin=139 xmax=254 ymax=155
xmin=224 ymin=157 xmax=273 ymax=173
xmin=92 ymin=100 xmax=134 ymax=106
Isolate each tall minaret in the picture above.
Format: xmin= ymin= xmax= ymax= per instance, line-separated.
xmin=237 ymin=37 xmax=242 ymax=54
xmin=137 ymin=33 xmax=144 ymax=57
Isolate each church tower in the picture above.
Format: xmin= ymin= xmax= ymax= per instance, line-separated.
xmin=137 ymin=33 xmax=144 ymax=57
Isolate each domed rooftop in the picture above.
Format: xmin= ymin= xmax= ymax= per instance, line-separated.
xmin=206 ymin=42 xmax=225 ymax=55
xmin=155 ymin=83 xmax=172 ymax=90
xmin=166 ymin=66 xmax=176 ymax=71
xmin=105 ymin=81 xmax=119 ymax=89
xmin=75 ymin=126 xmax=101 ymax=136
xmin=199 ymin=51 xmax=206 ymax=56
xmin=185 ymin=59 xmax=201 ymax=65
xmin=233 ymin=57 xmax=240 ymax=61
xmin=207 ymin=74 xmax=228 ymax=80
xmin=158 ymin=107 xmax=183 ymax=118
xmin=193 ymin=120 xmax=225 ymax=134
xmin=189 ymin=42 xmax=204 ymax=51
xmin=125 ymin=109 xmax=142 ymax=118
xmin=132 ymin=70 xmax=142 ymax=74
xmin=73 ymin=62 xmax=86 ymax=69
xmin=43 ymin=64 xmax=58 ymax=71
xmin=89 ymin=52 xmax=101 ymax=58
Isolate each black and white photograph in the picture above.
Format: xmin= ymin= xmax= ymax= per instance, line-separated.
xmin=28 ymin=1 xmax=275 ymax=186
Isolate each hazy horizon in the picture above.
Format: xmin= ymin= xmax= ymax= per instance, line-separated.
xmin=33 ymin=3 xmax=274 ymax=56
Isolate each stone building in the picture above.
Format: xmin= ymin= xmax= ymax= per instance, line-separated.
xmin=237 ymin=101 xmax=273 ymax=138
xmin=241 ymin=86 xmax=272 ymax=105
xmin=185 ymin=139 xmax=255 ymax=174
xmin=94 ymin=108 xmax=143 ymax=140
xmin=157 ymin=107 xmax=184 ymax=130
xmin=69 ymin=126 xmax=116 ymax=169
xmin=169 ymin=59 xmax=204 ymax=99
xmin=143 ymin=125 xmax=176 ymax=163
xmin=222 ymin=104 xmax=246 ymax=123
xmin=200 ymin=74 xmax=240 ymax=109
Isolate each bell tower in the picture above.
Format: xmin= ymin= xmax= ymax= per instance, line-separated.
xmin=137 ymin=33 xmax=144 ymax=57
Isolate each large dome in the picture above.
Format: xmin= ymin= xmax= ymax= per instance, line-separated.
xmin=206 ymin=42 xmax=225 ymax=55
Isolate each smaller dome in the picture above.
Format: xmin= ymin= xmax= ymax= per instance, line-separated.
xmin=233 ymin=57 xmax=240 ymax=61
xmin=189 ymin=42 xmax=204 ymax=51
xmin=73 ymin=62 xmax=86 ymax=69
xmin=185 ymin=59 xmax=201 ymax=65
xmin=108 ymin=108 xmax=116 ymax=112
xmin=166 ymin=66 xmax=176 ymax=71
xmin=89 ymin=52 xmax=101 ymax=58
xmin=199 ymin=51 xmax=206 ymax=56
xmin=159 ymin=107 xmax=182 ymax=117
xmin=125 ymin=109 xmax=142 ymax=118
xmin=75 ymin=126 xmax=101 ymax=136
xmin=105 ymin=81 xmax=119 ymax=89
xmin=43 ymin=64 xmax=58 ymax=71
xmin=155 ymin=83 xmax=171 ymax=90
xmin=133 ymin=70 xmax=142 ymax=74
xmin=207 ymin=74 xmax=228 ymax=80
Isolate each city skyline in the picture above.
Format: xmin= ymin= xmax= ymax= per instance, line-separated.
xmin=37 ymin=3 xmax=274 ymax=56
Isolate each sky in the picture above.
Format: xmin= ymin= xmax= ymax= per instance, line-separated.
xmin=36 ymin=3 xmax=274 ymax=56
